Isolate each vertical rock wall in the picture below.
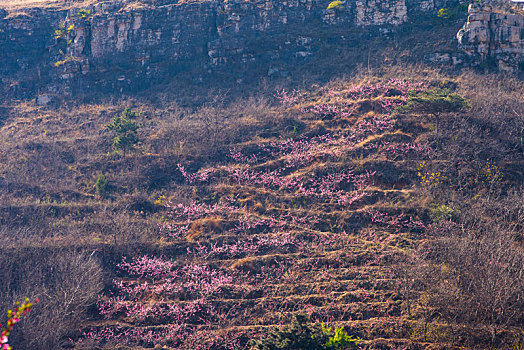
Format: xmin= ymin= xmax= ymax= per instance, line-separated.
xmin=457 ymin=3 xmax=524 ymax=73
xmin=0 ymin=0 xmax=464 ymax=98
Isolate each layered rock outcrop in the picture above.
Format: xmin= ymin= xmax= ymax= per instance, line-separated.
xmin=11 ymin=0 xmax=523 ymax=100
xmin=0 ymin=0 xmax=451 ymax=98
xmin=457 ymin=3 xmax=524 ymax=73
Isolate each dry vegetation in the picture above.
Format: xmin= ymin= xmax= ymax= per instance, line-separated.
xmin=0 ymin=66 xmax=523 ymax=349
xmin=0 ymin=0 xmax=99 ymax=10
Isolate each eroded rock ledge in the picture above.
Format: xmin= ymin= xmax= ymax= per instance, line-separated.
xmin=458 ymin=3 xmax=524 ymax=73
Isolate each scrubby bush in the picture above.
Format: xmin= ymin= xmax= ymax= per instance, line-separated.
xmin=95 ymin=174 xmax=108 ymax=197
xmin=417 ymin=161 xmax=448 ymax=188
xmin=429 ymin=228 xmax=523 ymax=342
xmin=398 ymin=73 xmax=524 ymax=345
xmin=428 ymin=203 xmax=455 ymax=222
xmin=251 ymin=314 xmax=360 ymax=350
xmin=0 ymin=250 xmax=103 ymax=349
xmin=403 ymin=191 xmax=524 ymax=345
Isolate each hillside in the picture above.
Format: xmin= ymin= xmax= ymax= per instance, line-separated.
xmin=0 ymin=0 xmax=524 ymax=350
xmin=1 ymin=66 xmax=523 ymax=349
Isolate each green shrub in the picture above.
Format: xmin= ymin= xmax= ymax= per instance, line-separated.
xmin=322 ymin=323 xmax=361 ymax=349
xmin=54 ymin=29 xmax=64 ymax=40
xmin=437 ymin=2 xmax=473 ymax=21
xmin=77 ymin=9 xmax=90 ymax=19
xmin=53 ymin=55 xmax=80 ymax=67
xmin=429 ymin=204 xmax=455 ymax=222
xmin=95 ymin=174 xmax=108 ymax=197
xmin=106 ymin=108 xmax=141 ymax=158
xmin=437 ymin=8 xmax=452 ymax=19
xmin=399 ymin=88 xmax=468 ymax=116
xmin=251 ymin=314 xmax=360 ymax=350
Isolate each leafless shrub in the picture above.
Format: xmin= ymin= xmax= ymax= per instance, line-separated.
xmin=403 ymin=190 xmax=524 ymax=345
xmin=421 ymin=72 xmax=524 ymax=201
xmin=149 ymin=95 xmax=277 ymax=162
xmin=0 ymin=249 xmax=103 ymax=349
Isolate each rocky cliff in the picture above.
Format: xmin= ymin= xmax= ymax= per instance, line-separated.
xmin=458 ymin=2 xmax=524 ymax=73
xmin=0 ymin=0 xmax=450 ymax=99
xmin=1 ymin=0 xmax=522 ymax=101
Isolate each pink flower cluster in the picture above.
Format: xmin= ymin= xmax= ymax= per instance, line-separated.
xmin=324 ymin=79 xmax=427 ymax=101
xmin=177 ymin=164 xmax=222 ymax=184
xmin=228 ymin=148 xmax=261 ymax=164
xmin=162 ymin=200 xmax=237 ymax=238
xmin=1 ymin=298 xmax=38 ymax=350
xmin=316 ymin=79 xmax=428 ymax=116
xmin=305 ymin=102 xmax=357 ymax=120
xmin=161 ymin=196 xmax=322 ymax=240
xmin=354 ymin=115 xmax=394 ymax=135
xmin=98 ymin=258 xmax=234 ymax=325
xmin=189 ymin=233 xmax=301 ymax=260
xmin=225 ymin=167 xmax=374 ymax=206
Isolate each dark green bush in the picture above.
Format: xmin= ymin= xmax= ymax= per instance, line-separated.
xmin=106 ymin=108 xmax=141 ymax=158
xmin=251 ymin=314 xmax=360 ymax=350
xmin=252 ymin=315 xmax=324 ymax=350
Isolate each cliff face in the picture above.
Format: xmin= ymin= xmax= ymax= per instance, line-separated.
xmin=1 ymin=0 xmax=450 ymax=99
xmin=1 ymin=1 xmax=522 ymax=101
xmin=457 ymin=3 xmax=524 ymax=73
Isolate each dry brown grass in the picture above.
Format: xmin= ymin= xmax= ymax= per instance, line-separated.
xmin=0 ymin=0 xmax=101 ymax=10
xmin=0 ymin=93 xmax=281 ymax=249
xmin=187 ymin=216 xmax=224 ymax=241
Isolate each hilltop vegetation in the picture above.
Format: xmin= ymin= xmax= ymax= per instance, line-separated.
xmin=1 ymin=65 xmax=523 ymax=349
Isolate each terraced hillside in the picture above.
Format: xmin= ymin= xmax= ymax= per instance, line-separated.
xmin=72 ymin=77 xmax=522 ymax=348
xmin=81 ymin=80 xmax=429 ymax=348
xmin=1 ymin=70 xmax=523 ymax=350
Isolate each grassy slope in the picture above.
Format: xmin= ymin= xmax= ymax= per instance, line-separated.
xmin=1 ymin=67 xmax=523 ymax=349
